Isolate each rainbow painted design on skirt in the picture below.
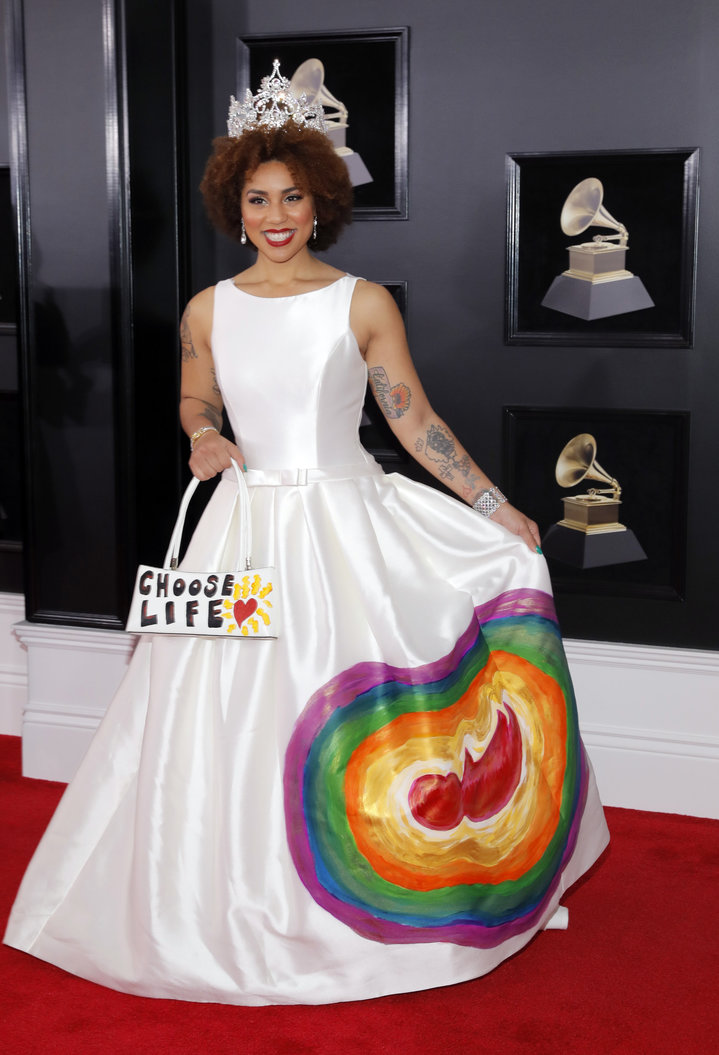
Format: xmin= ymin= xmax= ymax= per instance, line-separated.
xmin=284 ymin=589 xmax=589 ymax=946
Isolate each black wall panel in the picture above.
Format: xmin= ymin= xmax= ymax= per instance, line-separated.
xmin=12 ymin=0 xmax=185 ymax=627
xmin=2 ymin=7 xmax=23 ymax=593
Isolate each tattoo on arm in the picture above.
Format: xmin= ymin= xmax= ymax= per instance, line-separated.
xmin=425 ymin=424 xmax=456 ymax=466
xmin=368 ymin=366 xmax=411 ymax=419
xmin=180 ymin=308 xmax=198 ymax=362
xmin=414 ymin=438 xmax=424 ymax=453
xmin=461 ymin=472 xmax=483 ymax=500
xmin=200 ymin=402 xmax=222 ymax=431
xmin=423 ymin=423 xmax=479 ymax=486
xmin=211 ymin=367 xmax=220 ymax=396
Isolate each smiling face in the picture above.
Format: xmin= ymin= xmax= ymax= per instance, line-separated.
xmin=241 ymin=160 xmax=315 ymax=260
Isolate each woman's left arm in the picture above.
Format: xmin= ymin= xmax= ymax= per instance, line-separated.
xmin=351 ymin=282 xmax=541 ymax=552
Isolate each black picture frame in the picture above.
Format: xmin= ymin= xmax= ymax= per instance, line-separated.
xmin=503 ymin=406 xmax=689 ymax=600
xmin=505 ymin=149 xmax=699 ymax=347
xmin=0 ymin=167 xmax=18 ymax=332
xmin=236 ymin=29 xmax=409 ymax=220
xmin=360 ymin=282 xmax=409 ymax=465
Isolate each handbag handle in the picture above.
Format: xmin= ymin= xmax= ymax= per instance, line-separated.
xmin=163 ymin=458 xmax=252 ymax=571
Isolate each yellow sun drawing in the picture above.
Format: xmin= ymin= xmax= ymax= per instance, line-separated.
xmin=222 ymin=575 xmax=273 ymax=635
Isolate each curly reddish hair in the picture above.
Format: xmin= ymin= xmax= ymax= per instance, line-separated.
xmin=200 ymin=125 xmax=353 ymax=251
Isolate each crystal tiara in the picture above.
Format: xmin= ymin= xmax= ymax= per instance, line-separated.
xmin=227 ymin=59 xmax=328 ymax=137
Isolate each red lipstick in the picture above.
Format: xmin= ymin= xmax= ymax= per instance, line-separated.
xmin=262 ymin=228 xmax=296 ymax=247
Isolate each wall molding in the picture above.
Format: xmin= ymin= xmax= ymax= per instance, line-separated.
xmin=5 ymin=617 xmax=719 ymax=816
xmin=0 ymin=592 xmax=26 ymax=735
xmin=565 ymin=638 xmax=719 ymax=677
xmin=564 ymin=638 xmax=719 ymax=818
xmin=13 ymin=620 xmax=137 ymax=781
xmin=579 ymin=722 xmax=719 ymax=760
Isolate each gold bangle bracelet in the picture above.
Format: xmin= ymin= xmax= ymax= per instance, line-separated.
xmin=190 ymin=426 xmax=218 ymax=451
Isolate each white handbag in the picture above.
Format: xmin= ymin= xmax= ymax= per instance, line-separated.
xmin=126 ymin=459 xmax=279 ymax=638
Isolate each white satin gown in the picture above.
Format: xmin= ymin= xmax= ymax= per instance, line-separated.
xmin=4 ymin=275 xmax=609 ymax=1005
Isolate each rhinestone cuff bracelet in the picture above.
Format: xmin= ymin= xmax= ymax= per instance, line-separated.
xmin=473 ymin=486 xmax=507 ymax=518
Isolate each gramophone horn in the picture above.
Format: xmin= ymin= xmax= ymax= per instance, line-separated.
xmin=289 ymin=57 xmax=325 ymax=101
xmin=555 ymin=433 xmax=619 ymax=495
xmin=560 ymin=177 xmax=627 ymax=241
xmin=290 ymin=58 xmax=348 ymax=125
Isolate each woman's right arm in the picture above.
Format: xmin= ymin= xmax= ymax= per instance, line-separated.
xmin=352 ymin=282 xmax=541 ymax=552
xmin=179 ymin=288 xmax=244 ymax=480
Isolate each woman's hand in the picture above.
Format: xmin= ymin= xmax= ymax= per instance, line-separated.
xmin=490 ymin=501 xmax=542 ymax=553
xmin=189 ymin=430 xmax=245 ymax=481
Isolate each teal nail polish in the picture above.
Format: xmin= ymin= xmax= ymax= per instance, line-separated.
xmin=535 ymin=545 xmax=543 ymax=555
xmin=242 ymin=463 xmax=248 ymax=472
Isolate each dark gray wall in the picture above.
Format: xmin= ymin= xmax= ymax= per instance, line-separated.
xmin=186 ymin=0 xmax=719 ymax=649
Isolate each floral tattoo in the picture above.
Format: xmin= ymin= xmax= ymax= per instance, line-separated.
xmin=368 ymin=366 xmax=412 ymax=419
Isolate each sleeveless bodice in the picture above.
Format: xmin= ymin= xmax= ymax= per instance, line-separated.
xmin=211 ymin=275 xmax=375 ymax=469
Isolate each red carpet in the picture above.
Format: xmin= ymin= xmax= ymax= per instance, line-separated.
xmin=1 ymin=733 xmax=717 ymax=1055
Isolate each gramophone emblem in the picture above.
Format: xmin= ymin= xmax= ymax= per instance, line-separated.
xmin=541 ymin=434 xmax=647 ymax=568
xmin=542 ymin=178 xmax=654 ymax=321
xmin=290 ymin=59 xmax=372 ymax=187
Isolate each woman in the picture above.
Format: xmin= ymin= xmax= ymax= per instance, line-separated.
xmin=5 ymin=63 xmax=608 ymax=1005
xmin=184 ymin=122 xmax=537 ymax=549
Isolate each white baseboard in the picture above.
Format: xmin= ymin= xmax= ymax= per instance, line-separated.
xmin=13 ymin=621 xmax=137 ymax=782
xmin=565 ymin=639 xmax=719 ymax=819
xmin=5 ymin=613 xmax=719 ymax=817
xmin=0 ymin=593 xmax=27 ymax=736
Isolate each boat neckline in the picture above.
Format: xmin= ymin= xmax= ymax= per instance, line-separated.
xmin=228 ymin=274 xmax=350 ymax=301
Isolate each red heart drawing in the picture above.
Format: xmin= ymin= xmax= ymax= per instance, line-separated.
xmin=233 ymin=597 xmax=258 ymax=626
xmin=408 ymin=706 xmax=523 ymax=830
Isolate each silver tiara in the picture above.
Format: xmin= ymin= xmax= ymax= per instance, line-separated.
xmin=227 ymin=59 xmax=328 ymax=137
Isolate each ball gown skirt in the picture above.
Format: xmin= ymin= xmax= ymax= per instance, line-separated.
xmin=4 ymin=276 xmax=609 ymax=1004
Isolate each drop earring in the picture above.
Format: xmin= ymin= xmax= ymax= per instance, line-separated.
xmin=240 ymin=219 xmax=247 ymax=246
xmin=312 ymin=216 xmax=318 ymax=242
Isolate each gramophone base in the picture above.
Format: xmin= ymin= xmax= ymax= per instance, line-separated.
xmin=541 ymin=523 xmax=647 ymax=569
xmin=341 ymin=151 xmax=372 ymax=187
xmin=541 ymin=273 xmax=654 ymax=321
